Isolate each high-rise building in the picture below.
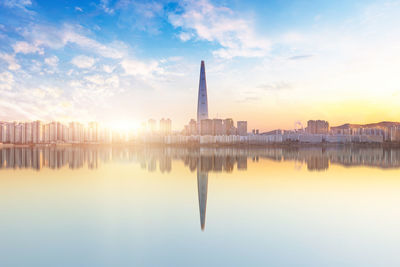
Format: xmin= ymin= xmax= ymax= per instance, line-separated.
xmin=189 ymin=119 xmax=197 ymax=135
xmin=32 ymin=121 xmax=42 ymax=143
xmin=160 ymin=118 xmax=172 ymax=135
xmin=307 ymin=120 xmax=330 ymax=134
xmin=25 ymin=122 xmax=32 ymax=143
xmin=148 ymin=119 xmax=156 ymax=133
xmin=237 ymin=121 xmax=248 ymax=136
xmin=0 ymin=123 xmax=6 ymax=143
xmin=15 ymin=124 xmax=23 ymax=144
xmin=213 ymin=119 xmax=223 ymax=135
xmin=57 ymin=122 xmax=63 ymax=141
xmin=50 ymin=122 xmax=57 ymax=142
xmin=223 ymin=118 xmax=235 ymax=135
xmin=9 ymin=122 xmax=16 ymax=143
xmin=89 ymin=122 xmax=98 ymax=142
xmin=197 ymin=60 xmax=208 ymax=123
xmin=200 ymin=119 xmax=213 ymax=135
xmin=44 ymin=124 xmax=50 ymax=143
xmin=21 ymin=123 xmax=26 ymax=144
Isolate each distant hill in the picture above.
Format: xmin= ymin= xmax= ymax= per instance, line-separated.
xmin=331 ymin=121 xmax=400 ymax=129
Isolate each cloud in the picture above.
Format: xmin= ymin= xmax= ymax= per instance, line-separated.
xmin=0 ymin=52 xmax=20 ymax=70
xmin=13 ymin=41 xmax=44 ymax=54
xmin=258 ymin=82 xmax=292 ymax=91
xmin=20 ymin=24 xmax=124 ymax=59
xmin=288 ymin=55 xmax=313 ymax=60
xmin=115 ymin=1 xmax=165 ymax=33
xmin=178 ymin=32 xmax=193 ymax=42
xmin=0 ymin=72 xmax=14 ymax=90
xmin=2 ymin=0 xmax=31 ymax=9
xmin=168 ymin=0 xmax=270 ymax=59
xmin=121 ymin=59 xmax=163 ymax=77
xmin=44 ymin=55 xmax=59 ymax=67
xmin=99 ymin=0 xmax=114 ymax=14
xmin=75 ymin=6 xmax=83 ymax=12
xmin=103 ymin=64 xmax=115 ymax=73
xmin=84 ymin=74 xmax=119 ymax=87
xmin=71 ymin=55 xmax=96 ymax=69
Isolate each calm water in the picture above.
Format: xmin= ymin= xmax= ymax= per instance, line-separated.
xmin=1 ymin=146 xmax=400 ymax=266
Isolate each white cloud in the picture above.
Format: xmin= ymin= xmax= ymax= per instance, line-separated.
xmin=0 ymin=72 xmax=14 ymax=90
xmin=100 ymin=0 xmax=114 ymax=14
xmin=44 ymin=55 xmax=59 ymax=67
xmin=103 ymin=64 xmax=115 ymax=73
xmin=20 ymin=24 xmax=124 ymax=59
xmin=75 ymin=6 xmax=83 ymax=12
xmin=84 ymin=74 xmax=120 ymax=87
xmin=2 ymin=0 xmax=31 ymax=8
xmin=13 ymin=41 xmax=44 ymax=55
xmin=168 ymin=0 xmax=270 ymax=59
xmin=121 ymin=59 xmax=163 ymax=77
xmin=178 ymin=32 xmax=193 ymax=42
xmin=0 ymin=53 xmax=20 ymax=70
xmin=71 ymin=55 xmax=96 ymax=69
xmin=84 ymin=74 xmax=105 ymax=85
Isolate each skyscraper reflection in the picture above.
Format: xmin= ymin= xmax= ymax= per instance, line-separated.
xmin=197 ymin=166 xmax=208 ymax=231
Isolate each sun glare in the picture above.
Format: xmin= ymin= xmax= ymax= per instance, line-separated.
xmin=108 ymin=120 xmax=141 ymax=134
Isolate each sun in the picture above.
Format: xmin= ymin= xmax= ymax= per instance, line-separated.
xmin=107 ymin=120 xmax=141 ymax=134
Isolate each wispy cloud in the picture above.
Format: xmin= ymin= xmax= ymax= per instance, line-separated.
xmin=0 ymin=52 xmax=20 ymax=70
xmin=99 ymin=0 xmax=114 ymax=14
xmin=13 ymin=41 xmax=44 ymax=55
xmin=44 ymin=55 xmax=59 ymax=67
xmin=258 ymin=82 xmax=292 ymax=91
xmin=0 ymin=71 xmax=14 ymax=90
xmin=71 ymin=55 xmax=96 ymax=69
xmin=20 ymin=24 xmax=125 ymax=59
xmin=121 ymin=59 xmax=164 ymax=77
xmin=168 ymin=0 xmax=270 ymax=59
xmin=1 ymin=0 xmax=31 ymax=9
xmin=288 ymin=55 xmax=313 ymax=60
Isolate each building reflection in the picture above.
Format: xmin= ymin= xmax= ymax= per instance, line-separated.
xmin=197 ymin=162 xmax=208 ymax=231
xmin=2 ymin=146 xmax=400 ymax=231
xmin=1 ymin=146 xmax=400 ymax=171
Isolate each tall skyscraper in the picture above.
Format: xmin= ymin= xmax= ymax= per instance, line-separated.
xmin=197 ymin=60 xmax=209 ymax=123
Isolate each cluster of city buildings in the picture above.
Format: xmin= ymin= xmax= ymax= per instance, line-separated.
xmin=180 ymin=61 xmax=248 ymax=138
xmin=145 ymin=118 xmax=172 ymax=135
xmin=2 ymin=61 xmax=400 ymax=146
xmin=0 ymin=121 xmax=113 ymax=144
xmin=182 ymin=118 xmax=247 ymax=136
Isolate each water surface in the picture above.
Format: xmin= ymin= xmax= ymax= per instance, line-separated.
xmin=1 ymin=146 xmax=400 ymax=266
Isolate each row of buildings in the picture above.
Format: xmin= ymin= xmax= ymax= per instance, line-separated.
xmin=0 ymin=121 xmax=113 ymax=144
xmin=145 ymin=118 xmax=172 ymax=135
xmin=182 ymin=118 xmax=248 ymax=136
xmin=303 ymin=120 xmax=400 ymax=142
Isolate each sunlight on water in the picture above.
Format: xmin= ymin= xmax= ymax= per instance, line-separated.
xmin=1 ymin=146 xmax=400 ymax=266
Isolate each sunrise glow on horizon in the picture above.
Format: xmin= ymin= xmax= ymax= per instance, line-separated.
xmin=0 ymin=0 xmax=400 ymax=131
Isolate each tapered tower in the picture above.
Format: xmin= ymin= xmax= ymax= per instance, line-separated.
xmin=197 ymin=60 xmax=208 ymax=122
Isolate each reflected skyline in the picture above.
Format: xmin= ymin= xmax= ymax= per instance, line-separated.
xmin=3 ymin=146 xmax=400 ymax=231
xmin=1 ymin=146 xmax=400 ymax=171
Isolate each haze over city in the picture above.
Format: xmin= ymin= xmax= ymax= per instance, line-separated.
xmin=1 ymin=0 xmax=400 ymax=131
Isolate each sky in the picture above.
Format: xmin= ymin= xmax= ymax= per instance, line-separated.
xmin=0 ymin=0 xmax=399 ymax=131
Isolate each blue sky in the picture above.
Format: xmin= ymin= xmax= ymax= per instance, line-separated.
xmin=0 ymin=0 xmax=399 ymax=130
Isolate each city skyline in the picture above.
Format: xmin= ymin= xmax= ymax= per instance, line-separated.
xmin=0 ymin=0 xmax=400 ymax=131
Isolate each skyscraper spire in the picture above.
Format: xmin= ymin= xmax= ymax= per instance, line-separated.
xmin=197 ymin=60 xmax=209 ymax=123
